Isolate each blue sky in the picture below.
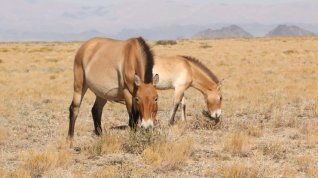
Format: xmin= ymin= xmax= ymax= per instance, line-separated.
xmin=1 ymin=0 xmax=318 ymax=34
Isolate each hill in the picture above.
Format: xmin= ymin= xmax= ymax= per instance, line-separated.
xmin=265 ymin=25 xmax=316 ymax=37
xmin=193 ymin=25 xmax=253 ymax=39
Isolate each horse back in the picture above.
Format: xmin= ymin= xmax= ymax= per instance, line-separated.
xmin=73 ymin=37 xmax=150 ymax=98
xmin=154 ymin=56 xmax=192 ymax=89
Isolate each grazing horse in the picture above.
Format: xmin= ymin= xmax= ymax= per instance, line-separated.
xmin=153 ymin=55 xmax=222 ymax=124
xmin=68 ymin=37 xmax=159 ymax=140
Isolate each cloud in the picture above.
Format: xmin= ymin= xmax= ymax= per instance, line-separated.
xmin=63 ymin=6 xmax=108 ymax=19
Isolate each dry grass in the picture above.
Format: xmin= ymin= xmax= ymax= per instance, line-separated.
xmin=142 ymin=137 xmax=193 ymax=170
xmin=21 ymin=148 xmax=72 ymax=177
xmin=224 ymin=131 xmax=250 ymax=155
xmin=206 ymin=162 xmax=260 ymax=178
xmin=7 ymin=168 xmax=31 ymax=178
xmin=0 ymin=168 xmax=7 ymax=178
xmin=1 ymin=37 xmax=318 ymax=177
xmin=246 ymin=125 xmax=263 ymax=137
xmin=85 ymin=132 xmax=124 ymax=157
xmin=92 ymin=166 xmax=119 ymax=178
xmin=0 ymin=127 xmax=9 ymax=144
xmin=297 ymin=155 xmax=312 ymax=170
xmin=92 ymin=164 xmax=146 ymax=178
xmin=296 ymin=155 xmax=315 ymax=175
xmin=262 ymin=141 xmax=286 ymax=159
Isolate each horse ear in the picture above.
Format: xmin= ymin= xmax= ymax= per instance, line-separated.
xmin=153 ymin=74 xmax=159 ymax=86
xmin=134 ymin=74 xmax=141 ymax=86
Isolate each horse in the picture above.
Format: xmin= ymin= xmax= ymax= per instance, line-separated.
xmin=68 ymin=37 xmax=159 ymax=140
xmin=153 ymin=55 xmax=222 ymax=124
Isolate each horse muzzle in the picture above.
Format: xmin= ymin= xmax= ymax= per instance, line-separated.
xmin=211 ymin=109 xmax=222 ymax=119
xmin=140 ymin=119 xmax=154 ymax=130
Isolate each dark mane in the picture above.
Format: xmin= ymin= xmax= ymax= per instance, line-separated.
xmin=136 ymin=37 xmax=154 ymax=83
xmin=181 ymin=55 xmax=219 ymax=83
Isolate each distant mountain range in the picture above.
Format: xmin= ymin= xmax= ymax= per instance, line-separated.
xmin=0 ymin=24 xmax=317 ymax=41
xmin=265 ymin=25 xmax=316 ymax=37
xmin=0 ymin=30 xmax=110 ymax=42
xmin=193 ymin=25 xmax=253 ymax=39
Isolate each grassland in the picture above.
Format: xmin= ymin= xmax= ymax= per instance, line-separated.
xmin=0 ymin=37 xmax=317 ymax=177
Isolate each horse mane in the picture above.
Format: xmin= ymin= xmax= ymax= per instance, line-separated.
xmin=136 ymin=37 xmax=154 ymax=83
xmin=180 ymin=55 xmax=219 ymax=84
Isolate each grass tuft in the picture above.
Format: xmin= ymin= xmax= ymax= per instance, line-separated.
xmin=224 ymin=131 xmax=250 ymax=155
xmin=215 ymin=162 xmax=259 ymax=178
xmin=85 ymin=132 xmax=124 ymax=157
xmin=22 ymin=148 xmax=72 ymax=177
xmin=142 ymin=137 xmax=193 ymax=170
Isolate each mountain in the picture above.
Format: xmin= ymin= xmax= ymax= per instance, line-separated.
xmin=115 ymin=24 xmax=229 ymax=40
xmin=265 ymin=25 xmax=316 ymax=37
xmin=1 ymin=23 xmax=318 ymax=41
xmin=0 ymin=30 xmax=110 ymax=42
xmin=193 ymin=25 xmax=253 ymax=39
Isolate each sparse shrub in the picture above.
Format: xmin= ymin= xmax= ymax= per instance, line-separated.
xmin=86 ymin=132 xmax=123 ymax=157
xmin=200 ymin=43 xmax=212 ymax=48
xmin=190 ymin=114 xmax=221 ymax=130
xmin=142 ymin=137 xmax=193 ymax=170
xmin=224 ymin=131 xmax=250 ymax=155
xmin=155 ymin=40 xmax=177 ymax=45
xmin=123 ymin=130 xmax=167 ymax=154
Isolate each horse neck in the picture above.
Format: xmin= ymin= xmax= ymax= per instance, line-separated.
xmin=190 ymin=65 xmax=218 ymax=95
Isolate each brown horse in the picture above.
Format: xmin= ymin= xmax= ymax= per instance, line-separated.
xmin=68 ymin=37 xmax=159 ymax=140
xmin=153 ymin=55 xmax=222 ymax=124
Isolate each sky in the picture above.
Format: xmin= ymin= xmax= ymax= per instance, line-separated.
xmin=1 ymin=0 xmax=318 ymax=35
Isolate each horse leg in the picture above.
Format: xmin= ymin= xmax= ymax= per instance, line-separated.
xmin=91 ymin=96 xmax=107 ymax=136
xmin=181 ymin=96 xmax=187 ymax=121
xmin=169 ymin=86 xmax=186 ymax=125
xmin=123 ymin=89 xmax=139 ymax=129
xmin=68 ymin=86 xmax=87 ymax=139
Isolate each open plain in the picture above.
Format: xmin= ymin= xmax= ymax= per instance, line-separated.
xmin=0 ymin=37 xmax=318 ymax=177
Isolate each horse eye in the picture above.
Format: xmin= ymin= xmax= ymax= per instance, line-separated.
xmin=220 ymin=96 xmax=223 ymax=101
xmin=154 ymin=97 xmax=158 ymax=103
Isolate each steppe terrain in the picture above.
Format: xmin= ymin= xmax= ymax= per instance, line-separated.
xmin=0 ymin=37 xmax=317 ymax=177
